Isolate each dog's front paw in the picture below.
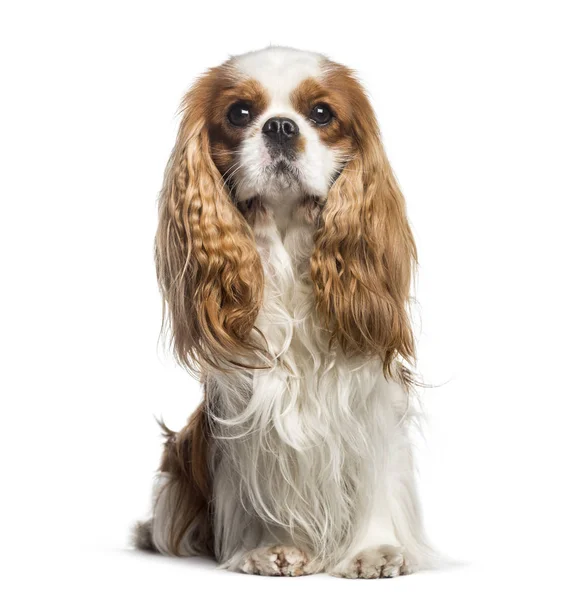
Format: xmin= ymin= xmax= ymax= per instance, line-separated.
xmin=330 ymin=545 xmax=413 ymax=579
xmin=241 ymin=545 xmax=316 ymax=576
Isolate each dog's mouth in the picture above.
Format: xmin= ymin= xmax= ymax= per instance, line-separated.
xmin=265 ymin=164 xmax=301 ymax=194
xmin=266 ymin=157 xmax=299 ymax=181
xmin=273 ymin=161 xmax=292 ymax=175
xmin=230 ymin=155 xmax=305 ymax=202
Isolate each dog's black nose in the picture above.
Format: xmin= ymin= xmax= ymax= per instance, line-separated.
xmin=262 ymin=117 xmax=299 ymax=143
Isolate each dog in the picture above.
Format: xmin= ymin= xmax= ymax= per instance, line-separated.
xmin=134 ymin=46 xmax=435 ymax=578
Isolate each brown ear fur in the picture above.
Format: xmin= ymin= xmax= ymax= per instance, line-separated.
xmin=155 ymin=69 xmax=264 ymax=373
xmin=311 ymin=66 xmax=416 ymax=375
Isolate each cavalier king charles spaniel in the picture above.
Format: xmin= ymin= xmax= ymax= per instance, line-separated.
xmin=134 ymin=46 xmax=435 ymax=578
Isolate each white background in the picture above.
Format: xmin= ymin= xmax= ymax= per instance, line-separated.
xmin=2 ymin=1 xmax=563 ymax=598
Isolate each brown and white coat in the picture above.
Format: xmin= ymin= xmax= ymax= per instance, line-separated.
xmin=135 ymin=47 xmax=435 ymax=578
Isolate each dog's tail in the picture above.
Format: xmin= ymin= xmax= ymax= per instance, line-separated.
xmin=131 ymin=519 xmax=157 ymax=552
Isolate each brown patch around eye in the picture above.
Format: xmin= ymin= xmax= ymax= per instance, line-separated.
xmin=290 ymin=76 xmax=353 ymax=154
xmin=205 ymin=73 xmax=269 ymax=177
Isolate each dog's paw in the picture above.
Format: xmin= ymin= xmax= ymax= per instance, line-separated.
xmin=241 ymin=545 xmax=316 ymax=576
xmin=330 ymin=545 xmax=413 ymax=579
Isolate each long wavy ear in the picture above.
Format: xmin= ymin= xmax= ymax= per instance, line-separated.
xmin=311 ymin=73 xmax=416 ymax=376
xmin=155 ymin=77 xmax=264 ymax=372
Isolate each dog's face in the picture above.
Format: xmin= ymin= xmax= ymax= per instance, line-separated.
xmin=194 ymin=48 xmax=364 ymax=204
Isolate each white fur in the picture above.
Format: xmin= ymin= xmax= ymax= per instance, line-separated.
xmin=235 ymin=47 xmax=324 ymax=104
xmin=206 ymin=207 xmax=433 ymax=573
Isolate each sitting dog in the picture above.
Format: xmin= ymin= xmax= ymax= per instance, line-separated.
xmin=134 ymin=46 xmax=434 ymax=578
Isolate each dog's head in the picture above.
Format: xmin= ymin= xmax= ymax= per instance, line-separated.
xmin=156 ymin=47 xmax=416 ymax=374
xmin=203 ymin=48 xmax=353 ymax=203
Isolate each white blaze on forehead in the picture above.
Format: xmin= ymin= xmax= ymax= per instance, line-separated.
xmin=233 ymin=47 xmax=324 ymax=106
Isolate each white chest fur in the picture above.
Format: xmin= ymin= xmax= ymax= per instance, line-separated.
xmin=210 ymin=207 xmax=399 ymax=563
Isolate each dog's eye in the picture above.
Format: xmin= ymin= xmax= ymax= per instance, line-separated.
xmin=228 ymin=102 xmax=253 ymax=127
xmin=309 ymin=103 xmax=333 ymax=125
